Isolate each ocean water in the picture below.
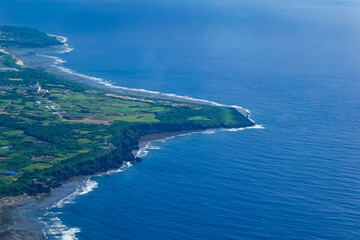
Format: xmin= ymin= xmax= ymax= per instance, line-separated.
xmin=1 ymin=0 xmax=360 ymax=239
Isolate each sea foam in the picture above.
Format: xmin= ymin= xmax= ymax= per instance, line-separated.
xmin=51 ymin=178 xmax=98 ymax=209
xmin=136 ymin=142 xmax=161 ymax=158
xmin=226 ymin=124 xmax=265 ymax=132
xmin=47 ymin=34 xmax=74 ymax=54
xmin=40 ymin=160 xmax=136 ymax=239
xmin=40 ymin=215 xmax=80 ymax=240
xmin=39 ymin=178 xmax=97 ymax=240
xmin=137 ymin=124 xmax=265 ymax=158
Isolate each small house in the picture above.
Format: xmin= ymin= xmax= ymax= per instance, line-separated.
xmin=28 ymin=82 xmax=41 ymax=93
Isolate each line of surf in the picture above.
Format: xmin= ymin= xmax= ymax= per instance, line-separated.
xmin=39 ymin=160 xmax=133 ymax=240
xmin=39 ymin=178 xmax=96 ymax=240
xmin=40 ymin=33 xmax=254 ymax=121
xmin=137 ymin=124 xmax=265 ymax=158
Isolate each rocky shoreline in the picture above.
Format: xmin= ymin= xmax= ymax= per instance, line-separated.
xmin=0 ymin=196 xmax=44 ymax=240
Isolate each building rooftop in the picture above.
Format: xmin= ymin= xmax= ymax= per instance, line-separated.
xmin=2 ymin=171 xmax=18 ymax=175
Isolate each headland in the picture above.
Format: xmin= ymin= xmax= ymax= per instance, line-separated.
xmin=0 ymin=25 xmax=255 ymax=238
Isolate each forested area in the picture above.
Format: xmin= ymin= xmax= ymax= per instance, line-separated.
xmin=0 ymin=26 xmax=61 ymax=47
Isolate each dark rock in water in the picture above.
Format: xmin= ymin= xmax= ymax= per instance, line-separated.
xmin=135 ymin=157 xmax=142 ymax=162
xmin=0 ymin=197 xmax=45 ymax=240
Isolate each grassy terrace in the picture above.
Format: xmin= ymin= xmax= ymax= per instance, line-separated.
xmin=0 ymin=27 xmax=253 ymax=197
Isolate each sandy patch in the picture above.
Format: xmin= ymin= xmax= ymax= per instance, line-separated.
xmin=0 ymin=49 xmax=10 ymax=55
xmin=0 ymin=49 xmax=25 ymax=67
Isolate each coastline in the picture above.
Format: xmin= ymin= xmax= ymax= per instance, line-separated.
xmin=0 ymin=32 xmax=257 ymax=239
xmin=8 ymin=42 xmax=253 ymax=120
xmin=0 ymin=122 xmax=260 ymax=239
xmin=0 ymin=131 xmax=192 ymax=239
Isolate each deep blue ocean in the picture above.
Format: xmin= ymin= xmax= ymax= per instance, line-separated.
xmin=1 ymin=0 xmax=360 ymax=239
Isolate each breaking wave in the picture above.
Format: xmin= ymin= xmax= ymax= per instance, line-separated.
xmin=39 ymin=178 xmax=97 ymax=240
xmin=40 ymin=160 xmax=134 ymax=240
xmin=99 ymin=161 xmax=133 ymax=175
xmin=136 ymin=142 xmax=161 ymax=158
xmin=138 ymin=124 xmax=265 ymax=158
xmin=226 ymin=124 xmax=265 ymax=132
xmin=51 ymin=178 xmax=98 ymax=209
xmin=40 ymin=216 xmax=80 ymax=240
xmin=47 ymin=34 xmax=74 ymax=53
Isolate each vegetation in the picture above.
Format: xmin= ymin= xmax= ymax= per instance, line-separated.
xmin=0 ymin=26 xmax=61 ymax=48
xmin=0 ymin=51 xmax=20 ymax=69
xmin=0 ymin=27 xmax=254 ymax=198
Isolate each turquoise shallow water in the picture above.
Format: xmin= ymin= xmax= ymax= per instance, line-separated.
xmin=1 ymin=0 xmax=360 ymax=239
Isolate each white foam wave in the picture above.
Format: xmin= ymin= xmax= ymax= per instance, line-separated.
xmin=51 ymin=178 xmax=98 ymax=209
xmin=147 ymin=145 xmax=160 ymax=150
xmin=79 ymin=179 xmax=98 ymax=195
xmin=48 ymin=34 xmax=67 ymax=44
xmin=198 ymin=124 xmax=265 ymax=135
xmin=137 ymin=124 xmax=265 ymax=160
xmin=135 ymin=144 xmax=149 ymax=158
xmin=47 ymin=33 xmax=74 ymax=54
xmin=202 ymin=130 xmax=216 ymax=134
xmin=58 ymin=46 xmax=74 ymax=54
xmin=41 ymin=161 xmax=134 ymax=240
xmin=40 ymin=216 xmax=80 ymax=240
xmin=136 ymin=142 xmax=161 ymax=158
xmin=225 ymin=124 xmax=265 ymax=132
xmin=100 ymin=161 xmax=133 ymax=175
xmin=38 ymin=54 xmax=66 ymax=64
xmin=99 ymin=81 xmax=254 ymax=119
xmin=61 ymin=227 xmax=80 ymax=240
xmin=40 ymin=178 xmax=97 ymax=239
